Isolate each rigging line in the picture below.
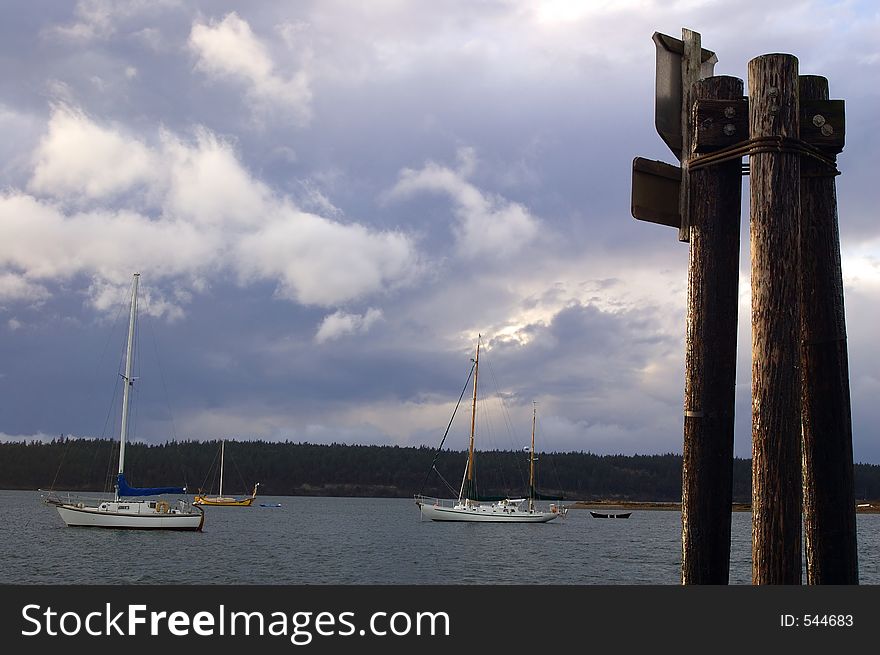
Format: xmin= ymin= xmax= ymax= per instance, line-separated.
xmin=199 ymin=442 xmax=221 ymax=493
xmin=125 ymin=308 xmax=143 ymax=479
xmin=432 ymin=465 xmax=459 ymax=496
xmin=47 ymin=434 xmax=71 ymax=493
xmin=538 ymin=414 xmax=567 ymax=499
xmin=102 ymin=379 xmax=123 ymax=494
xmin=417 ymin=360 xmax=476 ymax=496
xmin=100 ymin=286 xmax=132 ymax=494
xmin=144 ymin=311 xmax=189 ymax=484
xmin=477 ymin=395 xmax=510 ymax=497
xmin=130 ymin=311 xmax=141 ymax=444
xmin=482 ymin=354 xmax=528 ymax=493
xmin=144 ymin=310 xmax=178 ymax=440
xmin=82 ymin=282 xmax=129 ymax=440
xmin=231 ymin=445 xmax=251 ymax=493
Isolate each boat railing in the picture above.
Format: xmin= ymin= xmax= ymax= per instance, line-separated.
xmin=41 ymin=491 xmax=112 ymax=506
xmin=414 ymin=495 xmax=461 ymax=509
xmin=42 ymin=490 xmax=195 ymax=507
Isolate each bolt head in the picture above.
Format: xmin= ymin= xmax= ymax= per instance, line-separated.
xmin=724 ymin=106 xmax=736 ymax=118
xmin=812 ymin=114 xmax=826 ymax=127
xmin=821 ymin=124 xmax=834 ymax=136
xmin=723 ymin=123 xmax=736 ymax=136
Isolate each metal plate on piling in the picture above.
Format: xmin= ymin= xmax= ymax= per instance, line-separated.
xmin=631 ymin=157 xmax=682 ymax=229
xmin=653 ymin=32 xmax=718 ymax=162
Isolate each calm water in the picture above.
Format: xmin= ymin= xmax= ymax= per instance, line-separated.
xmin=2 ymin=490 xmax=878 ymax=584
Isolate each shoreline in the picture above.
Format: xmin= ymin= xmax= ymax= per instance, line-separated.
xmin=566 ymin=500 xmax=880 ymax=513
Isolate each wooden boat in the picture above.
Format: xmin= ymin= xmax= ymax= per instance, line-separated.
xmin=590 ymin=511 xmax=632 ymax=519
xmin=415 ymin=336 xmax=559 ymax=523
xmin=50 ymin=274 xmax=204 ymax=531
xmin=194 ymin=440 xmax=260 ymax=506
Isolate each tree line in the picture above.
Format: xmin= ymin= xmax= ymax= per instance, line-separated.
xmin=2 ymin=437 xmax=880 ymax=502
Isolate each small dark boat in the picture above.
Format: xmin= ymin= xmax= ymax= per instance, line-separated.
xmin=260 ymin=503 xmax=282 ymax=508
xmin=590 ymin=511 xmax=632 ymax=519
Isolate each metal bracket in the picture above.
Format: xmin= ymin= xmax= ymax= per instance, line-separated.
xmin=693 ymin=98 xmax=749 ymax=153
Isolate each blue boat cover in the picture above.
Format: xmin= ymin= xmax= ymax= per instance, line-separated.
xmin=116 ymin=473 xmax=185 ymax=497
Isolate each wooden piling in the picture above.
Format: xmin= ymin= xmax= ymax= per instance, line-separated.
xmin=680 ymin=75 xmax=743 ymax=585
xmin=748 ymin=54 xmax=802 ymax=584
xmin=799 ymin=75 xmax=858 ymax=584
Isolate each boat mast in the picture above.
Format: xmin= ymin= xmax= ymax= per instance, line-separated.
xmin=464 ymin=336 xmax=480 ymax=505
xmin=529 ymin=403 xmax=536 ymax=512
xmin=219 ymin=440 xmax=225 ymax=497
xmin=116 ymin=272 xmax=139 ymax=501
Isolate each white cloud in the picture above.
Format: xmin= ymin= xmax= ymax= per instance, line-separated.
xmin=50 ymin=0 xmax=181 ymax=42
xmin=0 ymin=431 xmax=58 ymax=443
xmin=315 ymin=307 xmax=383 ymax=343
xmin=0 ymin=192 xmax=219 ymax=316
xmin=189 ymin=12 xmax=312 ymax=124
xmin=86 ymin=278 xmax=185 ymax=320
xmin=388 ymin=147 xmax=540 ymax=259
xmin=3 ymin=106 xmax=421 ymax=315
xmin=236 ymin=210 xmax=418 ymax=307
xmin=29 ymin=105 xmax=157 ymax=201
xmin=51 ymin=0 xmax=118 ymax=41
xmin=0 ymin=272 xmax=50 ymax=304
xmin=161 ymin=127 xmax=272 ymax=227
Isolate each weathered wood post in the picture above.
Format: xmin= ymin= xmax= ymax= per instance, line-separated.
xmin=680 ymin=75 xmax=744 ymax=584
xmin=677 ymin=29 xmax=702 ymax=243
xmin=633 ymin=29 xmax=744 ymax=584
xmin=798 ymin=75 xmax=858 ymax=584
xmin=748 ymin=54 xmax=803 ymax=584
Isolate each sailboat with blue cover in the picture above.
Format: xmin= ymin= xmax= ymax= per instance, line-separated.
xmin=52 ymin=274 xmax=204 ymax=531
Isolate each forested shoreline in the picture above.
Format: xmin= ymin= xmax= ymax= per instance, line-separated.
xmin=2 ymin=437 xmax=880 ymax=502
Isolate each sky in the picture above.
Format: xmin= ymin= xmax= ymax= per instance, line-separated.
xmin=0 ymin=0 xmax=878 ymax=462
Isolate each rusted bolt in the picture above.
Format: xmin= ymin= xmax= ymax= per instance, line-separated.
xmin=723 ymin=123 xmax=736 ymax=136
xmin=724 ymin=106 xmax=736 ymax=118
xmin=701 ymin=117 xmax=714 ymax=129
xmin=821 ymin=124 xmax=834 ymax=136
xmin=768 ymin=87 xmax=779 ymax=113
xmin=812 ymin=114 xmax=826 ymax=127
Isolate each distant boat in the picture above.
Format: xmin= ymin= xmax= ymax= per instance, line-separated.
xmin=49 ymin=274 xmax=204 ymax=531
xmin=260 ymin=503 xmax=282 ymax=508
xmin=194 ymin=440 xmax=260 ymax=506
xmin=590 ymin=511 xmax=632 ymax=519
xmin=415 ymin=336 xmax=560 ymax=523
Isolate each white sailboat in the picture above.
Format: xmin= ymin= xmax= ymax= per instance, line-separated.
xmin=50 ymin=273 xmax=204 ymax=531
xmin=415 ymin=336 xmax=561 ymax=523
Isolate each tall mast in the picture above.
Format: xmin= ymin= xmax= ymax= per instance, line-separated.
xmin=116 ymin=272 xmax=139 ymax=500
xmin=530 ymin=403 xmax=536 ymax=512
xmin=465 ymin=336 xmax=480 ymax=504
xmin=219 ymin=440 xmax=225 ymax=496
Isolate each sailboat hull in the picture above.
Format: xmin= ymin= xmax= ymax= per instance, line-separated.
xmin=56 ymin=503 xmax=204 ymax=531
xmin=418 ymin=501 xmax=559 ymax=523
xmin=193 ymin=496 xmax=255 ymax=507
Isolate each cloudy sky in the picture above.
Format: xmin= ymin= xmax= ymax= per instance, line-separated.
xmin=1 ymin=0 xmax=877 ymax=462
